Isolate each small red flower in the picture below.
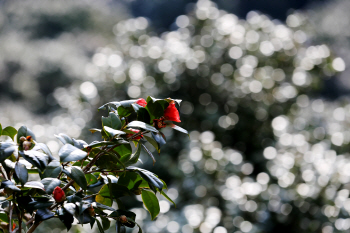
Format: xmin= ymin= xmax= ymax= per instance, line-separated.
xmin=53 ymin=186 xmax=66 ymax=203
xmin=12 ymin=223 xmax=16 ymax=231
xmin=135 ymin=98 xmax=147 ymax=107
xmin=126 ymin=129 xmax=143 ymax=140
xmin=164 ymin=102 xmax=181 ymax=122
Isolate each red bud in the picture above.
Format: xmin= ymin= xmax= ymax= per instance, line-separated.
xmin=53 ymin=186 xmax=66 ymax=203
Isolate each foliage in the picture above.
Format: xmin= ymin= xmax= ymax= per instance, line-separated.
xmin=0 ymin=97 xmax=187 ymax=233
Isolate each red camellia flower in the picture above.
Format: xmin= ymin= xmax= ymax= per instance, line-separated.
xmin=126 ymin=129 xmax=143 ymax=140
xmin=53 ymin=186 xmax=66 ymax=203
xmin=164 ymin=102 xmax=181 ymax=122
xmin=135 ymin=98 xmax=147 ymax=107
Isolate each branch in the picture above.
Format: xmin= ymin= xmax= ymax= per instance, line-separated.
xmin=8 ymin=201 xmax=12 ymax=233
xmin=27 ymin=221 xmax=41 ymax=233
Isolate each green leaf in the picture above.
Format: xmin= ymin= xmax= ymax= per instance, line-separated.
xmin=0 ymin=180 xmax=20 ymax=192
xmin=95 ymin=194 xmax=112 ymax=207
xmin=141 ymin=190 xmax=160 ymax=220
xmin=35 ymin=208 xmax=54 ymax=222
xmin=28 ymin=200 xmax=53 ymax=209
xmin=17 ymin=126 xmax=36 ymax=144
xmin=89 ymin=128 xmax=101 ymax=134
xmin=15 ymin=162 xmax=28 ymax=185
xmin=59 ymin=144 xmax=87 ymax=162
xmin=0 ymin=124 xmax=2 ymax=135
xmin=42 ymin=161 xmax=62 ymax=178
xmin=101 ymin=216 xmax=110 ymax=231
xmin=161 ymin=190 xmax=176 ymax=207
xmin=33 ymin=143 xmax=56 ymax=162
xmin=24 ymin=181 xmax=45 ymax=190
xmin=145 ymin=97 xmax=168 ymax=120
xmin=64 ymin=166 xmax=87 ymax=190
xmin=117 ymin=172 xmax=148 ymax=190
xmin=109 ymin=183 xmax=133 ymax=199
xmin=57 ymin=208 xmax=74 ymax=231
xmin=102 ymin=112 xmax=122 ymax=130
xmin=169 ymin=124 xmax=189 ymax=135
xmin=87 ymin=141 xmax=116 ymax=148
xmin=127 ymin=121 xmax=158 ymax=133
xmin=141 ymin=144 xmax=156 ymax=165
xmin=0 ymin=212 xmax=9 ymax=223
xmin=103 ymin=126 xmax=126 ymax=138
xmin=0 ymin=142 xmax=17 ymax=163
xmin=67 ymin=194 xmax=82 ymax=203
xmin=110 ymin=210 xmax=136 ymax=228
xmin=55 ymin=133 xmax=74 ymax=145
xmin=124 ymin=143 xmax=142 ymax=166
xmin=136 ymin=107 xmax=151 ymax=124
xmin=95 ymin=202 xmax=116 ymax=211
xmin=125 ymin=218 xmax=143 ymax=233
xmin=128 ymin=166 xmax=164 ymax=193
xmin=19 ymin=150 xmax=48 ymax=172
xmin=85 ymin=174 xmax=98 ymax=185
xmin=95 ymin=218 xmax=104 ymax=233
xmin=2 ymin=126 xmax=17 ymax=141
xmin=41 ymin=178 xmax=61 ymax=194
xmin=63 ymin=203 xmax=76 ymax=215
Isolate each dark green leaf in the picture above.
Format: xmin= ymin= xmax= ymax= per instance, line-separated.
xmin=15 ymin=162 xmax=28 ymax=185
xmin=94 ymin=202 xmax=116 ymax=211
xmin=67 ymin=194 xmax=82 ymax=203
xmin=110 ymin=183 xmax=133 ymax=199
xmin=86 ymin=174 xmax=98 ymax=185
xmin=118 ymin=105 xmax=134 ymax=118
xmin=35 ymin=208 xmax=54 ymax=222
xmin=87 ymin=141 xmax=116 ymax=148
xmin=72 ymin=138 xmax=88 ymax=149
xmin=103 ymin=126 xmax=125 ymax=138
xmin=57 ymin=208 xmax=74 ymax=231
xmin=2 ymin=126 xmax=17 ymax=141
xmin=42 ymin=161 xmax=62 ymax=178
xmin=17 ymin=126 xmax=36 ymax=144
xmin=0 ymin=212 xmax=9 ymax=223
xmin=24 ymin=181 xmax=45 ymax=190
xmin=95 ymin=218 xmax=104 ymax=233
xmin=28 ymin=201 xmax=53 ymax=209
xmin=136 ymin=107 xmax=151 ymax=124
xmin=19 ymin=150 xmax=48 ymax=172
xmin=59 ymin=144 xmax=87 ymax=162
xmin=127 ymin=121 xmax=158 ymax=133
xmin=127 ymin=166 xmax=164 ymax=193
xmin=125 ymin=218 xmax=143 ymax=232
xmin=95 ymin=194 xmax=112 ymax=207
xmin=0 ymin=124 xmax=2 ymax=136
xmin=141 ymin=144 xmax=156 ymax=165
xmin=117 ymin=172 xmax=149 ymax=190
xmin=101 ymin=216 xmax=110 ymax=230
xmin=0 ymin=142 xmax=17 ymax=163
xmin=33 ymin=143 xmax=56 ymax=162
xmin=141 ymin=190 xmax=160 ymax=220
xmin=161 ymin=190 xmax=176 ymax=207
xmin=41 ymin=178 xmax=61 ymax=194
xmin=63 ymin=166 xmax=87 ymax=190
xmin=124 ymin=144 xmax=142 ymax=166
xmin=145 ymin=97 xmax=168 ymax=120
xmin=0 ymin=180 xmax=20 ymax=192
xmin=63 ymin=203 xmax=76 ymax=215
xmin=102 ymin=112 xmax=122 ymax=130
xmin=169 ymin=124 xmax=189 ymax=135
xmin=116 ymin=210 xmax=136 ymax=228
xmin=55 ymin=133 xmax=74 ymax=145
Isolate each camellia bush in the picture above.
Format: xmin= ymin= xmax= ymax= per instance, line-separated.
xmin=0 ymin=96 xmax=187 ymax=233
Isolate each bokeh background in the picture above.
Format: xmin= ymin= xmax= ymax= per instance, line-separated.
xmin=1 ymin=0 xmax=350 ymax=232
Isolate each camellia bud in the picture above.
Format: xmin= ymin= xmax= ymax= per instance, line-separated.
xmin=19 ymin=136 xmax=26 ymax=142
xmin=87 ymin=205 xmax=95 ymax=216
xmin=132 ymin=189 xmax=142 ymax=195
xmin=163 ymin=101 xmax=181 ymax=122
xmin=126 ymin=129 xmax=143 ymax=140
xmin=119 ymin=215 xmax=128 ymax=224
xmin=135 ymin=98 xmax=147 ymax=107
xmin=22 ymin=141 xmax=32 ymax=151
xmin=53 ymin=186 xmax=66 ymax=203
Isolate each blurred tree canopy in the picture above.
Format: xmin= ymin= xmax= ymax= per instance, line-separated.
xmin=1 ymin=0 xmax=350 ymax=233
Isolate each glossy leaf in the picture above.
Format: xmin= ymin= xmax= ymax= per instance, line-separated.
xmin=55 ymin=133 xmax=74 ymax=145
xmin=85 ymin=174 xmax=98 ymax=185
xmin=41 ymin=178 xmax=61 ymax=194
xmin=63 ymin=166 xmax=87 ymax=190
xmin=101 ymin=216 xmax=110 ymax=230
xmin=169 ymin=124 xmax=189 ymax=135
xmin=128 ymin=166 xmax=164 ymax=193
xmin=0 ymin=142 xmax=17 ymax=163
xmin=19 ymin=150 xmax=48 ymax=172
xmin=1 ymin=126 xmax=17 ymax=141
xmin=127 ymin=121 xmax=158 ymax=133
xmin=141 ymin=190 xmax=160 ymax=220
xmin=33 ymin=143 xmax=56 ymax=162
xmin=67 ymin=194 xmax=82 ymax=203
xmin=59 ymin=144 xmax=87 ymax=162
xmin=141 ymin=144 xmax=156 ymax=165
xmin=89 ymin=128 xmax=101 ymax=134
xmin=24 ymin=181 xmax=45 ymax=190
xmin=35 ymin=208 xmax=54 ymax=222
xmin=57 ymin=208 xmax=74 ymax=231
xmin=161 ymin=190 xmax=176 ymax=207
xmin=0 ymin=212 xmax=9 ymax=223
xmin=17 ymin=126 xmax=36 ymax=144
xmin=64 ymin=203 xmax=76 ymax=216
xmin=1 ymin=180 xmax=21 ymax=192
xmin=87 ymin=141 xmax=116 ymax=148
xmin=95 ymin=218 xmax=104 ymax=233
xmin=103 ymin=126 xmax=125 ymax=138
xmin=42 ymin=161 xmax=62 ymax=178
xmin=95 ymin=202 xmax=116 ymax=211
xmin=15 ymin=162 xmax=28 ymax=185
xmin=72 ymin=138 xmax=88 ymax=149
xmin=102 ymin=112 xmax=122 ymax=130
xmin=110 ymin=183 xmax=133 ymax=199
xmin=124 ymin=143 xmax=142 ymax=166
xmin=28 ymin=201 xmax=53 ymax=209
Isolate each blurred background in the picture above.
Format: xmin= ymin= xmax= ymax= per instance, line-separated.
xmin=1 ymin=0 xmax=350 ymax=232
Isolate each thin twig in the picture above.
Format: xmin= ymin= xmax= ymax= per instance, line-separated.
xmin=27 ymin=221 xmax=41 ymax=233
xmin=8 ymin=201 xmax=12 ymax=233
